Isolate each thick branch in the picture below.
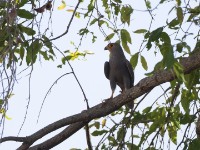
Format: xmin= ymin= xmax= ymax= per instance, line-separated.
xmin=2 ymin=49 xmax=200 ymax=149
xmin=18 ymin=122 xmax=87 ymax=150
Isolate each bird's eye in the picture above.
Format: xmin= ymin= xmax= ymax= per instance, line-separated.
xmin=109 ymin=44 xmax=113 ymax=48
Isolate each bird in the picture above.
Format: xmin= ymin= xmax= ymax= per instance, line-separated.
xmin=104 ymin=43 xmax=134 ymax=109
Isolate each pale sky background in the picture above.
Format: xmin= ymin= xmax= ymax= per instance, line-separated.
xmin=0 ymin=0 xmax=199 ymax=149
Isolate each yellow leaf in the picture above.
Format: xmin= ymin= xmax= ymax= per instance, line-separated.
xmin=5 ymin=115 xmax=12 ymax=120
xmin=0 ymin=108 xmax=12 ymax=120
xmin=102 ymin=118 xmax=106 ymax=128
xmin=58 ymin=0 xmax=66 ymax=10
xmin=75 ymin=12 xmax=80 ymax=18
xmin=84 ymin=50 xmax=94 ymax=54
xmin=7 ymin=93 xmax=14 ymax=99
xmin=66 ymin=9 xmax=74 ymax=12
xmin=0 ymin=108 xmax=5 ymax=113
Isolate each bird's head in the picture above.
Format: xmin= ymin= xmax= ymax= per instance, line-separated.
xmin=104 ymin=43 xmax=121 ymax=52
xmin=104 ymin=43 xmax=125 ymax=58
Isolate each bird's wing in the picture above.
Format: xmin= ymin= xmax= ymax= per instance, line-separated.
xmin=125 ymin=59 xmax=134 ymax=86
xmin=104 ymin=61 xmax=110 ymax=80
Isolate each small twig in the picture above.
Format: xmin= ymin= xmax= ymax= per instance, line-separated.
xmin=53 ymin=45 xmax=90 ymax=108
xmin=85 ymin=124 xmax=93 ymax=150
xmin=17 ymin=64 xmax=33 ymax=136
xmin=37 ymin=72 xmax=73 ymax=123
xmin=144 ymin=0 xmax=154 ymax=20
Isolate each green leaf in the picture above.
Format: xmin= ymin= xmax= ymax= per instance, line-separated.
xmin=158 ymin=41 xmax=174 ymax=69
xmin=145 ymin=147 xmax=156 ymax=150
xmin=160 ymin=0 xmax=167 ymax=3
xmin=105 ymin=8 xmax=111 ymax=19
xmin=176 ymin=0 xmax=181 ymax=6
xmin=121 ymin=29 xmax=132 ymax=44
xmin=117 ymin=127 xmax=126 ymax=142
xmin=176 ymin=43 xmax=183 ymax=53
xmin=40 ymin=51 xmax=50 ymax=60
xmin=104 ymin=33 xmax=115 ymax=41
xmin=167 ymin=124 xmax=177 ymax=144
xmin=184 ymin=70 xmax=200 ymax=89
xmin=113 ymin=3 xmax=120 ymax=16
xmin=154 ymin=60 xmax=164 ymax=71
xmin=113 ymin=0 xmax=122 ymax=3
xmin=0 ymin=99 xmax=4 ymax=105
xmin=181 ymin=90 xmax=190 ymax=113
xmin=0 ymin=1 xmax=6 ymax=8
xmin=188 ymin=138 xmax=200 ymax=150
xmin=160 ymin=32 xmax=171 ymax=44
xmin=168 ymin=19 xmax=179 ymax=29
xmin=91 ymin=130 xmax=108 ymax=136
xmin=121 ymin=29 xmax=132 ymax=54
xmin=31 ymin=39 xmax=43 ymax=56
xmin=145 ymin=0 xmax=151 ymax=9
xmin=187 ymin=13 xmax=197 ymax=22
xmin=143 ymin=106 xmax=152 ymax=114
xmin=188 ymin=6 xmax=200 ymax=13
xmin=26 ymin=40 xmax=42 ymax=65
xmin=173 ymin=62 xmax=186 ymax=82
xmin=149 ymin=121 xmax=159 ymax=134
xmin=133 ymin=29 xmax=148 ymax=34
xmin=160 ymin=43 xmax=174 ymax=69
xmin=57 ymin=65 xmax=62 ymax=68
xmin=79 ymin=28 xmax=89 ymax=35
xmin=140 ymin=55 xmax=148 ymax=70
xmin=130 ymin=52 xmax=139 ymax=69
xmin=19 ymin=46 xmax=25 ymax=60
xmin=42 ymin=35 xmax=55 ymax=56
xmin=18 ymin=0 xmax=28 ymax=8
xmin=177 ymin=7 xmax=183 ymax=24
xmin=98 ymin=20 xmax=109 ymax=27
xmin=150 ymin=27 xmax=163 ymax=41
xmin=18 ymin=25 xmax=36 ymax=36
xmin=102 ymin=0 xmax=108 ymax=9
xmin=17 ymin=9 xmax=35 ymax=19
xmin=108 ymin=136 xmax=118 ymax=146
xmin=0 ymin=29 xmax=8 ymax=46
xmin=94 ymin=121 xmax=100 ymax=129
xmin=90 ymin=18 xmax=98 ymax=26
xmin=122 ymin=41 xmax=131 ymax=54
xmin=120 ymin=5 xmax=133 ymax=25
xmin=126 ymin=143 xmax=139 ymax=150
xmin=89 ymin=0 xmax=95 ymax=9
xmin=180 ymin=114 xmax=195 ymax=125
xmin=147 ymin=27 xmax=163 ymax=49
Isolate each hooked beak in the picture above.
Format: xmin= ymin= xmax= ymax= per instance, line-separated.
xmin=104 ymin=46 xmax=108 ymax=50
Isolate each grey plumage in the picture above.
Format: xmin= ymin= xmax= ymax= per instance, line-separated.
xmin=104 ymin=43 xmax=134 ymax=109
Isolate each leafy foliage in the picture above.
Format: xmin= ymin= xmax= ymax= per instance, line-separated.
xmin=0 ymin=0 xmax=200 ymax=149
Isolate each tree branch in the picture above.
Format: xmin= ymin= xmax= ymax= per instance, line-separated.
xmin=19 ymin=122 xmax=88 ymax=150
xmin=0 ymin=136 xmax=26 ymax=143
xmin=49 ymin=0 xmax=81 ymax=41
xmin=1 ymin=49 xmax=200 ymax=149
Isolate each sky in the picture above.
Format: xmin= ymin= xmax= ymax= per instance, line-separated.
xmin=0 ymin=0 xmax=199 ymax=149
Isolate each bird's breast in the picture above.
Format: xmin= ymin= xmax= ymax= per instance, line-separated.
xmin=109 ymin=59 xmax=128 ymax=78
